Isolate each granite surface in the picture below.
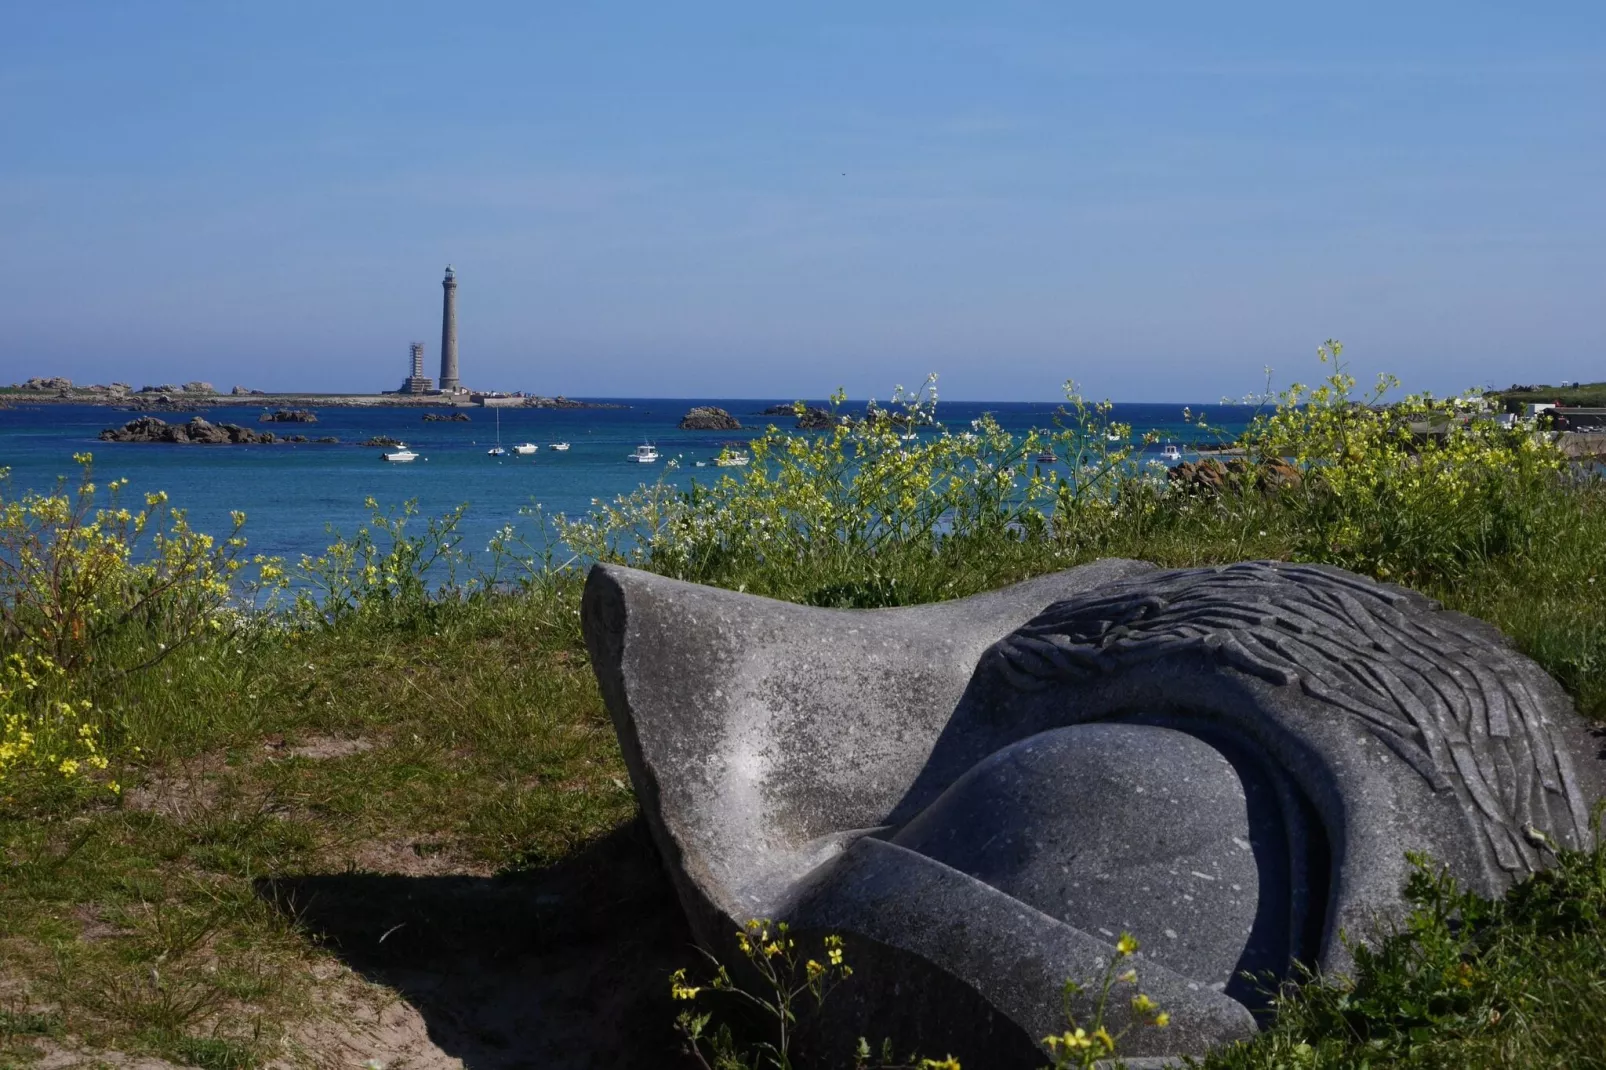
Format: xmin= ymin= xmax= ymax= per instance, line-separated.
xmin=582 ymin=560 xmax=1606 ymax=1065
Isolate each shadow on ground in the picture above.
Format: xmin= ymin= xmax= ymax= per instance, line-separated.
xmin=257 ymin=820 xmax=694 ymax=1070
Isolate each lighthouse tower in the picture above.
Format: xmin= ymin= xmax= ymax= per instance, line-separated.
xmin=438 ymin=264 xmax=461 ymax=392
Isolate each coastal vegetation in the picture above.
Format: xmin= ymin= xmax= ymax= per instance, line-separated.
xmin=1493 ymin=381 xmax=1606 ymax=409
xmin=3 ymin=344 xmax=1605 ymax=1068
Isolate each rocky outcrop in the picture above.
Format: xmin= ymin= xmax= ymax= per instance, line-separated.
xmin=1561 ymin=432 xmax=1606 ymax=460
xmin=231 ymin=385 xmax=265 ymax=396
xmin=19 ymin=376 xmax=72 ymax=392
xmin=422 ymin=411 xmax=471 ymax=422
xmin=679 ymin=406 xmax=742 ymax=431
xmin=1168 ymin=457 xmax=1303 ymax=495
xmin=523 ymin=395 xmax=626 ymax=409
xmin=124 ymin=393 xmax=204 ymax=411
xmin=759 ymin=403 xmax=834 ymax=430
xmin=140 ymin=384 xmax=181 ymax=394
xmin=96 ymin=416 xmax=334 ymax=445
xmin=182 ymin=381 xmax=215 ymax=394
xmin=361 ymin=436 xmax=402 ymax=448
xmin=795 ymin=406 xmax=833 ymax=430
xmin=259 ymin=409 xmax=318 ymax=423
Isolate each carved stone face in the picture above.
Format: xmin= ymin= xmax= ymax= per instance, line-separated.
xmin=583 ymin=560 xmax=1604 ymax=1066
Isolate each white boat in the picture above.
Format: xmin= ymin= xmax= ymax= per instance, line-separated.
xmin=714 ymin=450 xmax=750 ymax=467
xmin=512 ymin=443 xmax=539 ymax=455
xmin=1035 ymin=449 xmax=1057 ymax=464
xmin=1161 ymin=444 xmax=1182 ymax=461
xmin=381 ymin=445 xmax=419 ymax=463
xmin=486 ymin=409 xmax=507 ymax=456
xmin=629 ymin=443 xmax=660 ymax=463
xmin=548 ymin=442 xmax=571 ymax=451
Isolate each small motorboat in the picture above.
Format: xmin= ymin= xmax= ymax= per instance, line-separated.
xmin=629 ymin=443 xmax=660 ymax=463
xmin=714 ymin=450 xmax=751 ymax=467
xmin=1035 ymin=449 xmax=1058 ymax=464
xmin=381 ymin=445 xmax=419 ymax=463
xmin=548 ymin=442 xmax=571 ymax=451
xmin=1161 ymin=444 xmax=1182 ymax=462
xmin=512 ymin=443 xmax=539 ymax=455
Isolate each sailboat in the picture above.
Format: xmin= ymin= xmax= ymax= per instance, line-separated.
xmin=486 ymin=408 xmax=507 ymax=456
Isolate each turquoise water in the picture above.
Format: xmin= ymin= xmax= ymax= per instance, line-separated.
xmin=0 ymin=400 xmax=1259 ymax=564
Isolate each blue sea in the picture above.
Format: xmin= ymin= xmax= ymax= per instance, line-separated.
xmin=0 ymin=400 xmax=1261 ymax=565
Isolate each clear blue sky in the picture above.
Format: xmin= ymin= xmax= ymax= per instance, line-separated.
xmin=2 ymin=2 xmax=1602 ymax=401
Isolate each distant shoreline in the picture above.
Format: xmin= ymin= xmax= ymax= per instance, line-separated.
xmin=0 ymin=388 xmax=625 ymax=410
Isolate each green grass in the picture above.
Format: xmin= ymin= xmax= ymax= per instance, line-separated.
xmin=1202 ymin=841 xmax=1606 ymax=1070
xmin=0 ymin=581 xmax=641 ymax=1069
xmin=1493 ymin=382 xmax=1606 ymax=408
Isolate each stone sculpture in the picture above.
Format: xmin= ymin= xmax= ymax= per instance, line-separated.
xmin=582 ymin=560 xmax=1604 ymax=1065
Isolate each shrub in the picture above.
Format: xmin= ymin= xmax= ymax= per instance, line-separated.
xmin=0 ymin=456 xmax=245 ymax=798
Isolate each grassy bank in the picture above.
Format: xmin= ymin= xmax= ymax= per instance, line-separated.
xmin=3 ymin=353 xmax=1606 ymax=1069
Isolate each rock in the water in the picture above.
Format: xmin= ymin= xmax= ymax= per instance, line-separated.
xmin=678 ymin=406 xmax=742 ymax=431
xmin=758 ymin=403 xmax=834 ymax=429
xmin=795 ymin=406 xmax=833 ymax=430
xmin=259 ymin=408 xmax=317 ymax=423
xmin=99 ymin=416 xmax=170 ymax=442
xmin=583 ymin=560 xmax=1606 ymax=1066
xmin=182 ymin=381 xmax=215 ymax=394
xmin=361 ymin=436 xmax=402 ymax=448
xmin=230 ymin=385 xmax=265 ymax=395
xmin=100 ymin=416 xmax=274 ymax=444
xmin=422 ymin=411 xmax=471 ymax=422
xmin=182 ymin=418 xmax=230 ymax=444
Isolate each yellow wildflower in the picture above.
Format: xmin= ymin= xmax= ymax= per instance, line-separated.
xmin=668 ymin=968 xmax=701 ymax=1000
xmin=1116 ymin=932 xmax=1139 ymax=957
